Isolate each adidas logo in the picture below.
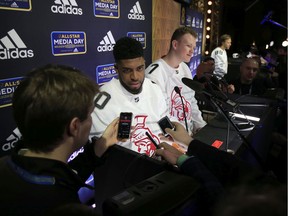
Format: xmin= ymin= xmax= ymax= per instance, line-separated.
xmin=2 ymin=128 xmax=21 ymax=151
xmin=0 ymin=29 xmax=34 ymax=60
xmin=11 ymin=2 xmax=19 ymax=7
xmin=97 ymin=31 xmax=115 ymax=52
xmin=51 ymin=0 xmax=83 ymax=15
xmin=128 ymin=1 xmax=145 ymax=20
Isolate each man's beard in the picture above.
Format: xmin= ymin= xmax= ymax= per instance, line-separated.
xmin=119 ymin=78 xmax=144 ymax=94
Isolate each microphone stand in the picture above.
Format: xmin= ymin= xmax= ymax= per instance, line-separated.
xmin=174 ymin=86 xmax=189 ymax=132
xmin=182 ymin=77 xmax=266 ymax=170
xmin=206 ymin=93 xmax=266 ymax=170
xmin=205 ymin=80 xmax=234 ymax=153
xmin=180 ymin=95 xmax=189 ymax=132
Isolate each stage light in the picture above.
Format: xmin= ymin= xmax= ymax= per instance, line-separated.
xmin=207 ymin=18 xmax=211 ymax=23
xmin=282 ymin=39 xmax=288 ymax=47
xmin=208 ymin=1 xmax=212 ymax=5
xmin=265 ymin=44 xmax=269 ymax=49
xmin=207 ymin=9 xmax=212 ymax=14
xmin=206 ymin=26 xmax=211 ymax=31
xmin=206 ymin=35 xmax=210 ymax=39
xmin=205 ymin=51 xmax=209 ymax=55
xmin=269 ymin=41 xmax=274 ymax=46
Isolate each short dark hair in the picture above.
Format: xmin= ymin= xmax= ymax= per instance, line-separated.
xmin=12 ymin=64 xmax=98 ymax=152
xmin=113 ymin=37 xmax=144 ymax=63
xmin=170 ymin=27 xmax=197 ymax=49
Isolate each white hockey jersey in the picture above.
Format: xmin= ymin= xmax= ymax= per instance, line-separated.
xmin=90 ymin=78 xmax=169 ymax=157
xmin=211 ymin=47 xmax=228 ymax=79
xmin=145 ymin=59 xmax=206 ymax=135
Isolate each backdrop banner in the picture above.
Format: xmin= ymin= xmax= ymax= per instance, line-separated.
xmin=184 ymin=7 xmax=204 ymax=78
xmin=0 ymin=0 xmax=152 ymax=156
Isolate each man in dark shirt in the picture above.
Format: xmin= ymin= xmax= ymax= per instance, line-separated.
xmin=230 ymin=57 xmax=276 ymax=96
xmin=0 ymin=65 xmax=119 ymax=216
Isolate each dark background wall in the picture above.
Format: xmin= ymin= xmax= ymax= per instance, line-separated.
xmin=221 ymin=0 xmax=287 ymax=54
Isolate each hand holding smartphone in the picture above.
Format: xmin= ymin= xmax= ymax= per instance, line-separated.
xmin=117 ymin=112 xmax=133 ymax=139
xmin=145 ymin=132 xmax=160 ymax=149
xmin=157 ymin=116 xmax=175 ymax=137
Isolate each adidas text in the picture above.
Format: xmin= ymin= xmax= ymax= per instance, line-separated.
xmin=2 ymin=140 xmax=17 ymax=151
xmin=51 ymin=5 xmax=83 ymax=15
xmin=97 ymin=44 xmax=114 ymax=52
xmin=0 ymin=49 xmax=34 ymax=60
xmin=128 ymin=13 xmax=145 ymax=20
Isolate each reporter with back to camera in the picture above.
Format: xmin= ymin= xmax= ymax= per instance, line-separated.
xmin=0 ymin=64 xmax=119 ymax=216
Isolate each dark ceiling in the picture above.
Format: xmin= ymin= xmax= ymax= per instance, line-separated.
xmin=221 ymin=0 xmax=287 ymax=53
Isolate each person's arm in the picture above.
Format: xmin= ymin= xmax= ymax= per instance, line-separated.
xmin=155 ymin=142 xmax=223 ymax=208
xmin=162 ymin=122 xmax=266 ymax=187
xmin=90 ymin=103 xmax=111 ymax=138
xmin=190 ymin=96 xmax=207 ymax=134
xmin=69 ymin=118 xmax=119 ymax=181
xmin=93 ymin=118 xmax=119 ymax=157
xmin=212 ymin=50 xmax=226 ymax=78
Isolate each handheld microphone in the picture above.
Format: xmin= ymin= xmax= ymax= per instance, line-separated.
xmin=174 ymin=86 xmax=188 ymax=132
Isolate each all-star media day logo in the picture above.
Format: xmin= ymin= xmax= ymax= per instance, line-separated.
xmin=0 ymin=29 xmax=34 ymax=60
xmin=51 ymin=31 xmax=86 ymax=56
xmin=128 ymin=1 xmax=145 ymax=20
xmin=97 ymin=31 xmax=115 ymax=52
xmin=2 ymin=128 xmax=21 ymax=152
xmin=51 ymin=0 xmax=83 ymax=15
xmin=0 ymin=0 xmax=32 ymax=11
xmin=96 ymin=63 xmax=118 ymax=85
xmin=127 ymin=32 xmax=146 ymax=49
xmin=94 ymin=0 xmax=119 ymax=19
xmin=0 ymin=77 xmax=24 ymax=108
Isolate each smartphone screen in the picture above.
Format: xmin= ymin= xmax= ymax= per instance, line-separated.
xmin=117 ymin=112 xmax=133 ymax=139
xmin=157 ymin=116 xmax=174 ymax=136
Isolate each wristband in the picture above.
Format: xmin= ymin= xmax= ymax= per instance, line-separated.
xmin=176 ymin=154 xmax=189 ymax=167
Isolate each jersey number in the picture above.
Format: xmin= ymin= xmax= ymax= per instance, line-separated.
xmin=148 ymin=63 xmax=159 ymax=74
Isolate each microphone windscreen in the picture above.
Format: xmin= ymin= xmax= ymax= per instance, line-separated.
xmin=182 ymin=77 xmax=204 ymax=93
xmin=174 ymin=86 xmax=181 ymax=94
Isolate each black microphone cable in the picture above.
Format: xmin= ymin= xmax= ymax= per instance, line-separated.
xmin=174 ymin=86 xmax=188 ymax=132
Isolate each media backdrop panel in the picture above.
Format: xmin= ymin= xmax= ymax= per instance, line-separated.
xmin=0 ymin=0 xmax=152 ymax=156
xmin=184 ymin=7 xmax=204 ymax=78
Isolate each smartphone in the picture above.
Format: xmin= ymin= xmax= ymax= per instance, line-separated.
xmin=157 ymin=116 xmax=175 ymax=136
xmin=117 ymin=112 xmax=133 ymax=139
xmin=145 ymin=132 xmax=160 ymax=149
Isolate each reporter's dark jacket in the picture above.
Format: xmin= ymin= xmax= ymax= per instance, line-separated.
xmin=0 ymin=141 xmax=103 ymax=216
